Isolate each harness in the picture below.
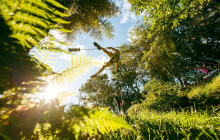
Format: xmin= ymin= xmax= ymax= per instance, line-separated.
xmin=110 ymin=54 xmax=120 ymax=64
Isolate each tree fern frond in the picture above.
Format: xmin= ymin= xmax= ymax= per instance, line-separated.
xmin=53 ymin=54 xmax=102 ymax=87
xmin=19 ymin=4 xmax=50 ymax=19
xmin=57 ymin=91 xmax=78 ymax=105
xmin=36 ymin=34 xmax=71 ymax=54
xmin=89 ymin=28 xmax=103 ymax=41
xmin=12 ymin=33 xmax=39 ymax=48
xmin=13 ymin=12 xmax=49 ymax=28
xmin=71 ymin=55 xmax=74 ymax=67
xmin=75 ymin=54 xmax=79 ymax=67
xmin=33 ymin=49 xmax=56 ymax=64
xmin=79 ymin=54 xmax=83 ymax=65
xmin=8 ymin=22 xmax=48 ymax=39
xmin=1 ymin=0 xmax=69 ymax=50
xmin=28 ymin=0 xmax=54 ymax=12
xmin=74 ymin=109 xmax=136 ymax=139
xmin=57 ymin=28 xmax=73 ymax=33
xmin=52 ymin=18 xmax=70 ymax=24
xmin=34 ymin=28 xmax=48 ymax=37
xmin=99 ymin=19 xmax=114 ymax=39
xmin=64 ymin=70 xmax=72 ymax=83
xmin=9 ymin=23 xmax=38 ymax=35
xmin=46 ymin=0 xmax=68 ymax=10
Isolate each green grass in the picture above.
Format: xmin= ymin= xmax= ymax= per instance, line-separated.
xmin=103 ymin=109 xmax=220 ymax=140
xmin=103 ymin=75 xmax=220 ymax=139
xmin=128 ymin=109 xmax=220 ymax=140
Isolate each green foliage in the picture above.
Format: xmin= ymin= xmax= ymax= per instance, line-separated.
xmin=35 ymin=33 xmax=72 ymax=53
xmin=57 ymin=0 xmax=120 ymax=42
xmin=0 ymin=0 xmax=71 ymax=92
xmin=73 ymin=108 xmax=136 ymax=139
xmin=57 ymin=91 xmax=78 ymax=105
xmin=129 ymin=0 xmax=210 ymax=38
xmin=0 ymin=0 xmax=70 ymax=50
xmin=0 ymin=1 xmax=134 ymax=140
xmin=33 ymin=49 xmax=57 ymax=64
xmin=188 ymin=75 xmax=220 ymax=98
xmin=0 ymin=101 xmax=135 ymax=140
xmin=108 ymin=75 xmax=220 ymax=139
xmin=128 ymin=0 xmax=220 ymax=83
xmin=142 ymin=75 xmax=220 ymax=111
xmin=143 ymin=79 xmax=183 ymax=111
xmin=79 ymin=74 xmax=116 ymax=108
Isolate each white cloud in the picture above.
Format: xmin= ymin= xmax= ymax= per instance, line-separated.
xmin=131 ymin=13 xmax=137 ymax=21
xmin=115 ymin=0 xmax=121 ymax=7
xmin=96 ymin=55 xmax=108 ymax=67
xmin=123 ymin=0 xmax=131 ymax=10
xmin=127 ymin=26 xmax=138 ymax=43
xmin=59 ymin=53 xmax=71 ymax=61
xmin=121 ymin=12 xmax=130 ymax=24
xmin=120 ymin=0 xmax=137 ymax=24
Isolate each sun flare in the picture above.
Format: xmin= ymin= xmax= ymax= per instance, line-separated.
xmin=37 ymin=84 xmax=64 ymax=102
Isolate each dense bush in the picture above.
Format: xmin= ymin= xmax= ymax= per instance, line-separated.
xmin=141 ymin=75 xmax=220 ymax=111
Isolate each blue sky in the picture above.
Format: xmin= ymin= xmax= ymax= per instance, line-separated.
xmin=37 ymin=0 xmax=144 ymax=105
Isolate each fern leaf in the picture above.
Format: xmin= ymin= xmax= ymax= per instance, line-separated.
xmin=89 ymin=28 xmax=102 ymax=41
xmin=57 ymin=28 xmax=73 ymax=33
xmin=11 ymin=33 xmax=38 ymax=48
xmin=32 ymin=54 xmax=42 ymax=62
xmin=34 ymin=49 xmax=57 ymax=64
xmin=59 ymin=76 xmax=65 ymax=87
xmin=67 ymin=71 xmax=74 ymax=81
xmin=82 ymin=55 xmax=86 ymax=64
xmin=57 ymin=91 xmax=77 ymax=105
xmin=28 ymin=0 xmax=53 ymax=12
xmin=52 ymin=18 xmax=70 ymax=24
xmin=36 ymin=50 xmax=45 ymax=60
xmin=56 ymin=77 xmax=61 ymax=87
xmin=71 ymin=70 xmax=78 ymax=81
xmin=99 ymin=19 xmax=114 ymax=39
xmin=75 ymin=54 xmax=79 ymax=67
xmin=71 ymin=55 xmax=74 ymax=68
xmin=9 ymin=22 xmax=37 ymax=35
xmin=46 ymin=0 xmax=68 ymax=10
xmin=14 ymin=12 xmax=49 ymax=28
xmin=74 ymin=109 xmax=136 ymax=139
xmin=34 ymin=28 xmax=48 ymax=37
xmin=19 ymin=4 xmax=50 ymax=19
xmin=53 ymin=11 xmax=70 ymax=17
xmin=64 ymin=71 xmax=71 ymax=83
xmin=79 ymin=54 xmax=83 ymax=65
xmin=53 ymin=55 xmax=101 ymax=86
xmin=75 ymin=68 xmax=82 ymax=79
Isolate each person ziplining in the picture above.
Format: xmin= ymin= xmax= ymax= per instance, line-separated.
xmin=90 ymin=42 xmax=120 ymax=78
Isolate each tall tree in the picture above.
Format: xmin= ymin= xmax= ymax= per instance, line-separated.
xmin=57 ymin=0 xmax=120 ymax=42
xmin=79 ymin=74 xmax=116 ymax=110
xmin=127 ymin=0 xmax=220 ymax=83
